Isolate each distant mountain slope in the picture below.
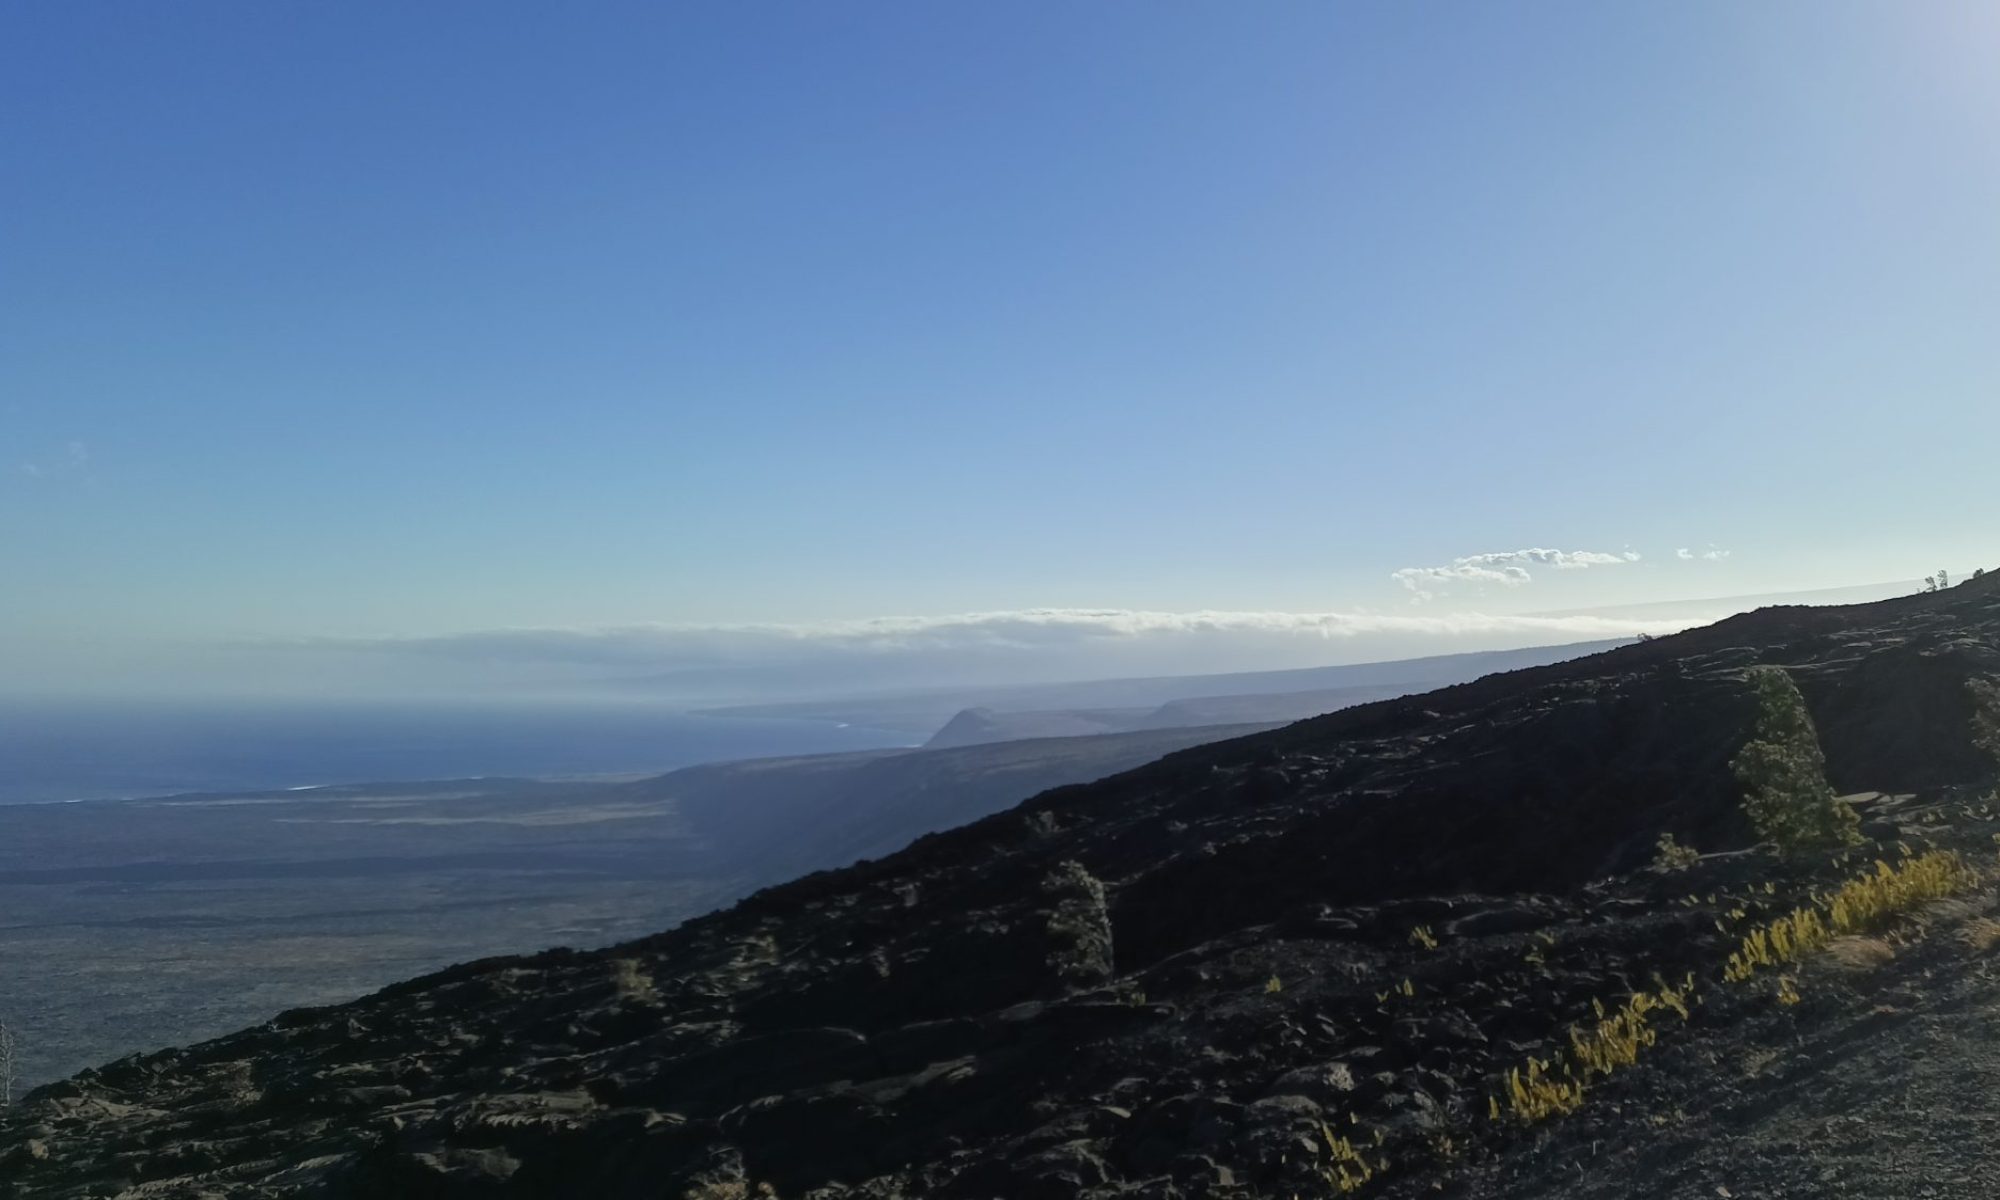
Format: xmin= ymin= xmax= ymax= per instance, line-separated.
xmin=9 ymin=583 xmax=1999 ymax=1196
xmin=920 ymin=706 xmax=1152 ymax=749
xmin=1130 ymin=681 xmax=1419 ymax=729
xmin=621 ymin=720 xmax=1280 ymax=885
xmin=921 ymin=687 xmax=1415 ymax=748
xmin=694 ymin=639 xmax=1628 ymax=736
xmin=0 ymin=721 xmax=1269 ymax=1090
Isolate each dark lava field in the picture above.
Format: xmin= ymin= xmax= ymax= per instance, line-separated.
xmin=5 ymin=576 xmax=2000 ymax=1199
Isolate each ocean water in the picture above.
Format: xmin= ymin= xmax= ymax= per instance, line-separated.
xmin=0 ymin=698 xmax=914 ymax=805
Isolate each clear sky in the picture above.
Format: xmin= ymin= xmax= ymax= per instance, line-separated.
xmin=4 ymin=3 xmax=1996 ymax=699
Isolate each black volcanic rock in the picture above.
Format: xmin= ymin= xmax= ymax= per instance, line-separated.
xmin=4 ymin=578 xmax=2000 ymax=1197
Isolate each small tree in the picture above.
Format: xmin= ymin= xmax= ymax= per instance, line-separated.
xmin=1971 ymin=677 xmax=2000 ymax=773
xmin=0 ymin=1020 xmax=15 ymax=1107
xmin=1651 ymin=832 xmax=1700 ymax=871
xmin=1732 ymin=667 xmax=1861 ymax=856
xmin=1040 ymin=860 xmax=1113 ymax=993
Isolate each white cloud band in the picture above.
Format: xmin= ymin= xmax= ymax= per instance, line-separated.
xmin=256 ymin=606 xmax=1698 ymax=700
xmin=1393 ymin=547 xmax=1639 ymax=599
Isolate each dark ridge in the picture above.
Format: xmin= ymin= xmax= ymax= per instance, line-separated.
xmin=4 ymin=573 xmax=1998 ymax=1198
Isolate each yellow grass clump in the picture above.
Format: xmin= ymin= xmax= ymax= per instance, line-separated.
xmin=1725 ymin=850 xmax=1978 ymax=983
xmin=1318 ymin=1121 xmax=1387 ymax=1193
xmin=1826 ymin=850 xmax=1979 ymax=932
xmin=1566 ymin=974 xmax=1696 ymax=1077
xmin=1489 ymin=974 xmax=1696 ymax=1125
xmin=1493 ymin=1056 xmax=1584 ymax=1124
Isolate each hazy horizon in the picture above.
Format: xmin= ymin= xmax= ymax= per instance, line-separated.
xmin=0 ymin=578 xmax=1936 ymax=707
xmin=6 ymin=4 xmax=1996 ymax=704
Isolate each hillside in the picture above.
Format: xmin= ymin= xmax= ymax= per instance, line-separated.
xmin=702 ymin=639 xmax=1632 ymax=739
xmin=921 ymin=708 xmax=1155 ymax=750
xmin=918 ymin=643 xmax=1632 ymax=750
xmin=4 ymin=582 xmax=1998 ymax=1197
xmin=0 ymin=724 xmax=1269 ymax=1091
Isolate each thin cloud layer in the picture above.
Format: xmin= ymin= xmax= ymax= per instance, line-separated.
xmin=18 ymin=440 xmax=88 ymax=480
xmin=1392 ymin=547 xmax=1640 ymax=600
xmin=264 ymin=607 xmax=1699 ymax=701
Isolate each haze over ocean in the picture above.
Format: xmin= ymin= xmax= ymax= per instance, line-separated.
xmin=0 ymin=700 xmax=909 ymax=806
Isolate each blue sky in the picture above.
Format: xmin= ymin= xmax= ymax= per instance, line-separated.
xmin=4 ymin=3 xmax=1996 ymax=698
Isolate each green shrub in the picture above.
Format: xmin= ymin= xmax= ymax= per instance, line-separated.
xmin=1651 ymin=832 xmax=1700 ymax=871
xmin=1041 ymin=860 xmax=1114 ymax=992
xmin=1970 ymin=677 xmax=2000 ymax=770
xmin=1732 ymin=667 xmax=1861 ymax=856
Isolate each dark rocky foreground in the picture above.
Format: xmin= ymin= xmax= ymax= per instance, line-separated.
xmin=4 ymin=578 xmax=1999 ymax=1198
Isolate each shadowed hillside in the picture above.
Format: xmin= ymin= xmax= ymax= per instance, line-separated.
xmin=0 ymin=724 xmax=1273 ymax=1090
xmin=4 ymin=580 xmax=1998 ymax=1198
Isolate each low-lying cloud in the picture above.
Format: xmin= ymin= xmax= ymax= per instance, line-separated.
xmin=1392 ymin=547 xmax=1640 ymax=600
xmin=262 ymin=607 xmax=1700 ymax=702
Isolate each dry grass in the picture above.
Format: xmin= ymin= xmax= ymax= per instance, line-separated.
xmin=1725 ymin=850 xmax=1979 ymax=983
xmin=1825 ymin=851 xmax=1979 ymax=934
xmin=1960 ymin=917 xmax=2000 ymax=955
xmin=1820 ymin=936 xmax=1896 ymax=974
xmin=1488 ymin=974 xmax=1696 ymax=1125
xmin=1318 ymin=1121 xmax=1387 ymax=1193
xmin=1492 ymin=1055 xmax=1584 ymax=1124
xmin=683 ymin=1183 xmax=776 ymax=1200
xmin=1910 ymin=896 xmax=1984 ymax=931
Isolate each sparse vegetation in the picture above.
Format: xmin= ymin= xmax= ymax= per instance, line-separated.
xmin=1487 ymin=845 xmax=1987 ymax=1155
xmin=1724 ymin=849 xmax=1979 ymax=982
xmin=1732 ymin=667 xmax=1861 ymax=856
xmin=1493 ymin=1054 xmax=1584 ymax=1123
xmin=1319 ymin=1121 xmax=1387 ymax=1193
xmin=608 ymin=957 xmax=658 ymax=1005
xmin=1961 ymin=918 xmax=2000 ymax=955
xmin=1652 ymin=831 xmax=1700 ymax=870
xmin=1970 ymin=678 xmax=2000 ymax=773
xmin=1408 ymin=924 xmax=1439 ymax=950
xmin=1040 ymin=860 xmax=1114 ymax=992
xmin=1523 ymin=931 xmax=1555 ymax=968
xmin=1724 ymin=905 xmax=1829 ymax=982
xmin=0 ymin=1021 xmax=14 ymax=1107
xmin=1823 ymin=935 xmax=1896 ymax=973
xmin=1489 ymin=974 xmax=1696 ymax=1125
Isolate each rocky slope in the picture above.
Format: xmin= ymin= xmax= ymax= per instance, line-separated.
xmin=3 ymin=579 xmax=1998 ymax=1198
xmin=0 ymin=721 xmax=1280 ymax=1091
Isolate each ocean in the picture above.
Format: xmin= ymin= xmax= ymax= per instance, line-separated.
xmin=0 ymin=698 xmax=914 ymax=805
